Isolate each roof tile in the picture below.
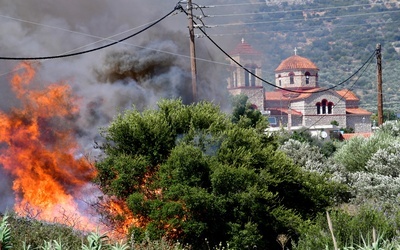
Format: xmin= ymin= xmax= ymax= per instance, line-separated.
xmin=275 ymin=55 xmax=319 ymax=71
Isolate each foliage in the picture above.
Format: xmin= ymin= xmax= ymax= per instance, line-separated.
xmin=230 ymin=94 xmax=269 ymax=132
xmin=333 ymin=132 xmax=394 ymax=172
xmin=41 ymin=240 xmax=64 ymax=250
xmin=0 ymin=214 xmax=12 ymax=250
xmin=82 ymin=231 xmax=109 ymax=250
xmin=371 ymin=110 xmax=399 ymax=125
xmin=95 ymin=99 xmax=346 ymax=249
xmin=278 ymin=139 xmax=329 ymax=173
xmin=375 ymin=120 xmax=400 ymax=137
xmin=294 ymin=206 xmax=400 ymax=250
xmin=330 ymin=122 xmax=400 ymax=204
xmin=1 ymin=212 xmax=191 ymax=250
xmin=5 ymin=213 xmax=84 ymax=249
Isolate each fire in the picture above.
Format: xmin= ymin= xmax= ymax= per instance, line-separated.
xmin=96 ymin=197 xmax=139 ymax=239
xmin=0 ymin=62 xmax=97 ymax=229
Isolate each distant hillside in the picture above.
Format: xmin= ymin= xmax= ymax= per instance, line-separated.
xmin=206 ymin=0 xmax=400 ymax=115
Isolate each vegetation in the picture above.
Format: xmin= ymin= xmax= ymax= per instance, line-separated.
xmin=94 ymin=98 xmax=347 ymax=249
xmin=6 ymin=100 xmax=400 ymax=249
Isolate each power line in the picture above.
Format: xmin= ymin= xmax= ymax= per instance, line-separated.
xmin=209 ymin=3 xmax=381 ymax=17
xmin=208 ymin=9 xmax=400 ymax=27
xmin=206 ymin=2 xmax=266 ymax=7
xmin=179 ymin=3 xmax=376 ymax=94
xmin=299 ymin=51 xmax=375 ymax=132
xmin=0 ymin=5 xmax=181 ymax=61
xmin=0 ymin=4 xmax=232 ymax=75
xmin=207 ymin=20 xmax=400 ymax=36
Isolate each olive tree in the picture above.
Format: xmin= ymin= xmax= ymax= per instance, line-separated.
xmin=95 ymin=99 xmax=347 ymax=249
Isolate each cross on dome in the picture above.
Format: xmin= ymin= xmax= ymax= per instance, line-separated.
xmin=294 ymin=47 xmax=297 ymax=55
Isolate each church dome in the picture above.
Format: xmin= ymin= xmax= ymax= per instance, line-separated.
xmin=275 ymin=55 xmax=319 ymax=72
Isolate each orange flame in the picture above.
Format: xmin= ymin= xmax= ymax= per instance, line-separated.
xmin=0 ymin=62 xmax=97 ymax=229
xmin=96 ymin=197 xmax=139 ymax=239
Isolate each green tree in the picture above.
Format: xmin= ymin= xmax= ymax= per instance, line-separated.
xmin=95 ymin=99 xmax=347 ymax=249
xmin=230 ymin=94 xmax=269 ymax=132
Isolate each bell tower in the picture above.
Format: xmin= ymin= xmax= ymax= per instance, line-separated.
xmin=227 ymin=39 xmax=264 ymax=110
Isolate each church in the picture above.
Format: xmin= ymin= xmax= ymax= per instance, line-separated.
xmin=227 ymin=39 xmax=372 ymax=136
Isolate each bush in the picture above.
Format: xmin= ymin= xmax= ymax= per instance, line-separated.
xmin=294 ymin=206 xmax=400 ymax=250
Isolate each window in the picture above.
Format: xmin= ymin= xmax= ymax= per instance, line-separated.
xmin=321 ymin=99 xmax=327 ymax=114
xmin=305 ymin=72 xmax=310 ymax=84
xmin=250 ymin=68 xmax=256 ymax=86
xmin=317 ymin=100 xmax=332 ymax=115
xmin=278 ymin=74 xmax=281 ymax=86
xmin=328 ymin=102 xmax=333 ymax=114
xmin=316 ymin=102 xmax=321 ymax=114
xmin=245 ymin=70 xmax=250 ymax=86
xmin=268 ymin=117 xmax=277 ymax=125
xmin=289 ymin=72 xmax=294 ymax=84
xmin=316 ymin=73 xmax=319 ymax=84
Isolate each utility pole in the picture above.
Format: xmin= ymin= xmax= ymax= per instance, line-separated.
xmin=376 ymin=43 xmax=383 ymax=126
xmin=187 ymin=0 xmax=198 ymax=102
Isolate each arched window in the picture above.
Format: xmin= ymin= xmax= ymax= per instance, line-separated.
xmin=328 ymin=102 xmax=333 ymax=114
xmin=305 ymin=72 xmax=310 ymax=84
xmin=316 ymin=102 xmax=321 ymax=114
xmin=289 ymin=72 xmax=295 ymax=85
xmin=245 ymin=70 xmax=250 ymax=86
xmin=316 ymin=73 xmax=319 ymax=85
xmin=250 ymin=68 xmax=256 ymax=86
xmin=321 ymin=99 xmax=327 ymax=114
xmin=233 ymin=72 xmax=237 ymax=87
xmin=278 ymin=74 xmax=282 ymax=86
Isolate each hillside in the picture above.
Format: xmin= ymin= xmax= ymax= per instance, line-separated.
xmin=203 ymin=0 xmax=400 ymax=115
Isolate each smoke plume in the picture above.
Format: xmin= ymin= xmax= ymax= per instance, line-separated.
xmin=0 ymin=0 xmax=231 ymax=217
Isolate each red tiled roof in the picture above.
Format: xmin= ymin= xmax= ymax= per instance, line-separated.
xmin=346 ymin=107 xmax=372 ymax=115
xmin=275 ymin=55 xmax=319 ymax=71
xmin=341 ymin=132 xmax=373 ymax=140
xmin=336 ymin=89 xmax=359 ymax=101
xmin=265 ymin=88 xmax=323 ymax=101
xmin=268 ymin=108 xmax=302 ymax=116
xmin=230 ymin=39 xmax=261 ymax=56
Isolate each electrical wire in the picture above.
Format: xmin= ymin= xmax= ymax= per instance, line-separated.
xmin=209 ymin=3 xmax=381 ymax=17
xmin=0 ymin=5 xmax=181 ymax=61
xmin=182 ymin=1 xmax=376 ymax=94
xmin=194 ymin=14 xmax=375 ymax=94
xmin=207 ymin=19 xmax=400 ymax=36
xmin=298 ymin=51 xmax=375 ymax=132
xmin=208 ymin=9 xmax=400 ymax=27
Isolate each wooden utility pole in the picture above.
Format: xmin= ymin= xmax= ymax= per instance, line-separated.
xmin=376 ymin=43 xmax=383 ymax=125
xmin=187 ymin=0 xmax=198 ymax=102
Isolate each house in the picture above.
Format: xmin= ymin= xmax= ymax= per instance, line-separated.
xmin=227 ymin=39 xmax=372 ymax=135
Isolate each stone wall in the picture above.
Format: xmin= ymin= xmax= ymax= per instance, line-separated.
xmin=348 ymin=115 xmax=372 ymax=133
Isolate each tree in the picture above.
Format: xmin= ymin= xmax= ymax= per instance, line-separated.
xmin=95 ymin=99 xmax=347 ymax=249
xmin=331 ymin=121 xmax=400 ymax=205
xmin=230 ymin=94 xmax=269 ymax=132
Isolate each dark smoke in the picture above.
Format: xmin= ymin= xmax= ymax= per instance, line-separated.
xmin=0 ymin=0 xmax=232 ymax=212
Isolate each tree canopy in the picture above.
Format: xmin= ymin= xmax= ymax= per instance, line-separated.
xmin=95 ymin=98 xmax=347 ymax=249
